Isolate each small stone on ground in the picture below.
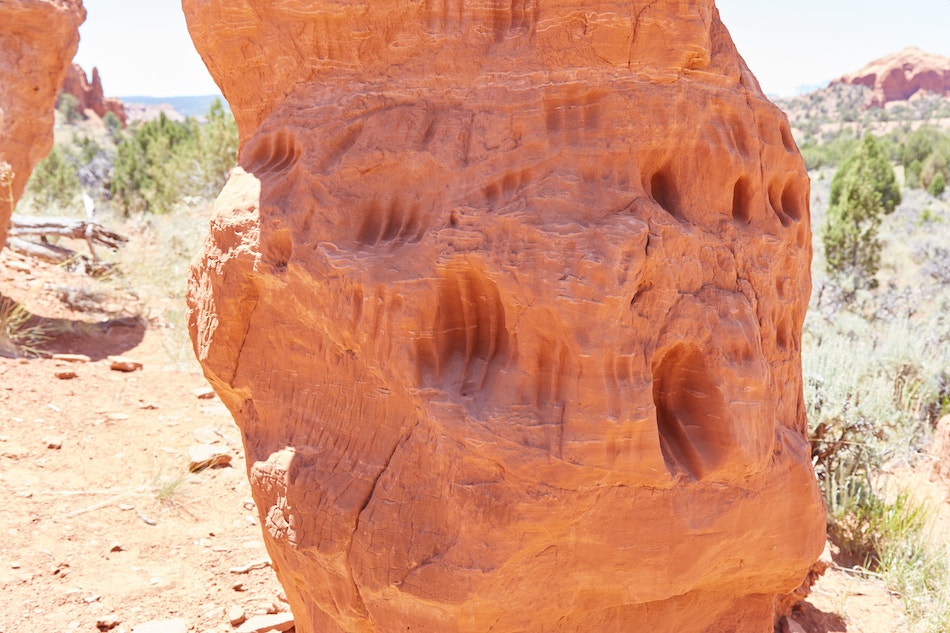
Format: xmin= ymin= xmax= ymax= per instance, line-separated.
xmin=108 ymin=355 xmax=143 ymax=372
xmin=235 ymin=613 xmax=294 ymax=633
xmin=188 ymin=444 xmax=232 ymax=472
xmin=228 ymin=605 xmax=246 ymax=626
xmin=43 ymin=436 xmax=63 ymax=449
xmin=192 ymin=386 xmax=216 ymax=399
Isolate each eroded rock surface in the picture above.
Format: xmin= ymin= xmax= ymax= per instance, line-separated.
xmin=185 ymin=2 xmax=826 ymax=631
xmin=0 ymin=0 xmax=85 ymax=244
xmin=61 ymin=63 xmax=127 ymax=125
xmin=837 ymin=46 xmax=950 ymax=107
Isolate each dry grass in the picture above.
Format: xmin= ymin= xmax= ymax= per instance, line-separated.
xmin=0 ymin=296 xmax=53 ymax=358
xmin=806 ymin=163 xmax=950 ymax=632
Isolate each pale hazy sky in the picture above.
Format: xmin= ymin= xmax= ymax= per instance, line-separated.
xmin=73 ymin=0 xmax=217 ymax=97
xmin=717 ymin=0 xmax=950 ymax=96
xmin=73 ymin=0 xmax=950 ymax=98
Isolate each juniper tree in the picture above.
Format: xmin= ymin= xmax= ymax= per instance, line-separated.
xmin=822 ymin=134 xmax=901 ymax=290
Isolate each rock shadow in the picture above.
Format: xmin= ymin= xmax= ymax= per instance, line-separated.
xmin=0 ymin=294 xmax=145 ymax=360
xmin=779 ymin=602 xmax=848 ymax=633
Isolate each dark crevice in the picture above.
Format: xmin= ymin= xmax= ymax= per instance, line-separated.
xmin=731 ymin=176 xmax=753 ymax=224
xmin=648 ymin=167 xmax=682 ymax=220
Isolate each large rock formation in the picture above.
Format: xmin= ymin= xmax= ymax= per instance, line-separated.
xmin=61 ymin=63 xmax=127 ymax=125
xmin=185 ymin=2 xmax=826 ymax=631
xmin=837 ymin=46 xmax=950 ymax=107
xmin=0 ymin=0 xmax=85 ymax=245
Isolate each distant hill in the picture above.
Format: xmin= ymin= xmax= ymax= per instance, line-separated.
xmin=775 ymin=49 xmax=950 ymax=149
xmin=118 ymin=94 xmax=228 ymax=119
xmin=835 ymin=47 xmax=950 ymax=107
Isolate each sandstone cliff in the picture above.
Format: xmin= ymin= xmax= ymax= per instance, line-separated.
xmin=837 ymin=46 xmax=950 ymax=107
xmin=185 ymin=2 xmax=826 ymax=631
xmin=61 ymin=63 xmax=127 ymax=125
xmin=0 ymin=0 xmax=85 ymax=245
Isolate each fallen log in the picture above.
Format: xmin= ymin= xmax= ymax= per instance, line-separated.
xmin=5 ymin=236 xmax=117 ymax=277
xmin=8 ymin=214 xmax=127 ymax=261
xmin=5 ymin=236 xmax=76 ymax=263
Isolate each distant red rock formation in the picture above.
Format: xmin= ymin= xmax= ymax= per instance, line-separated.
xmin=836 ymin=46 xmax=950 ymax=107
xmin=61 ymin=63 xmax=127 ymax=125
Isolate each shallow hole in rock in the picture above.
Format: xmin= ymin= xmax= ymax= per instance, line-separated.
xmin=357 ymin=199 xmax=424 ymax=246
xmin=652 ymin=346 xmax=729 ymax=480
xmin=242 ymin=129 xmax=300 ymax=175
xmin=420 ymin=269 xmax=510 ymax=396
xmin=731 ymin=175 xmax=754 ymax=224
xmin=648 ymin=168 xmax=682 ymax=220
xmin=781 ymin=180 xmax=806 ymax=223
xmin=768 ymin=179 xmax=791 ymax=227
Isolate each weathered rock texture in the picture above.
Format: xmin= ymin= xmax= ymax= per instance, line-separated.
xmin=0 ymin=0 xmax=85 ymax=245
xmin=185 ymin=2 xmax=826 ymax=631
xmin=61 ymin=63 xmax=127 ymax=125
xmin=837 ymin=46 xmax=950 ymax=107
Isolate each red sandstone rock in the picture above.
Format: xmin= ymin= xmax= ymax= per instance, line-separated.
xmin=185 ymin=2 xmax=827 ymax=631
xmin=61 ymin=63 xmax=127 ymax=126
xmin=0 ymin=0 xmax=85 ymax=245
xmin=836 ymin=46 xmax=950 ymax=107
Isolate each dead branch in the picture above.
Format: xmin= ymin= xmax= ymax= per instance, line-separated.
xmin=5 ymin=236 xmax=76 ymax=263
xmin=8 ymin=214 xmax=127 ymax=260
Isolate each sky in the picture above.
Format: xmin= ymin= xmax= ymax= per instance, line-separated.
xmin=73 ymin=0 xmax=219 ymax=97
xmin=717 ymin=0 xmax=950 ymax=96
xmin=73 ymin=0 xmax=950 ymax=98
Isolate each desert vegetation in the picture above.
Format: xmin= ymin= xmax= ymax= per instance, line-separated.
xmin=822 ymin=134 xmax=901 ymax=291
xmin=22 ymin=96 xmax=237 ymax=219
xmin=5 ymin=97 xmax=237 ymax=367
xmin=804 ymin=107 xmax=950 ymax=630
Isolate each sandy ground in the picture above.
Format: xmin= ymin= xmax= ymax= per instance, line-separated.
xmin=1 ymin=248 xmax=286 ymax=633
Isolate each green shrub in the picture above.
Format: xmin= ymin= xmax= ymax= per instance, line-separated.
xmin=822 ymin=135 xmax=901 ymax=289
xmin=928 ymin=171 xmax=946 ymax=197
xmin=799 ymin=134 xmax=860 ymax=170
xmin=921 ymin=149 xmax=949 ymax=193
xmin=111 ymin=113 xmax=193 ymax=214
xmin=893 ymin=126 xmax=950 ymax=190
xmin=805 ymin=306 xmax=950 ymax=520
xmin=906 ymin=159 xmax=923 ymax=188
xmin=102 ymin=111 xmax=122 ymax=137
xmin=75 ymin=135 xmax=103 ymax=164
xmin=111 ymin=102 xmax=237 ymax=215
xmin=56 ymin=92 xmax=83 ymax=124
xmin=197 ymin=98 xmax=238 ymax=194
xmin=26 ymin=145 xmax=81 ymax=210
xmin=900 ymin=127 xmax=936 ymax=172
